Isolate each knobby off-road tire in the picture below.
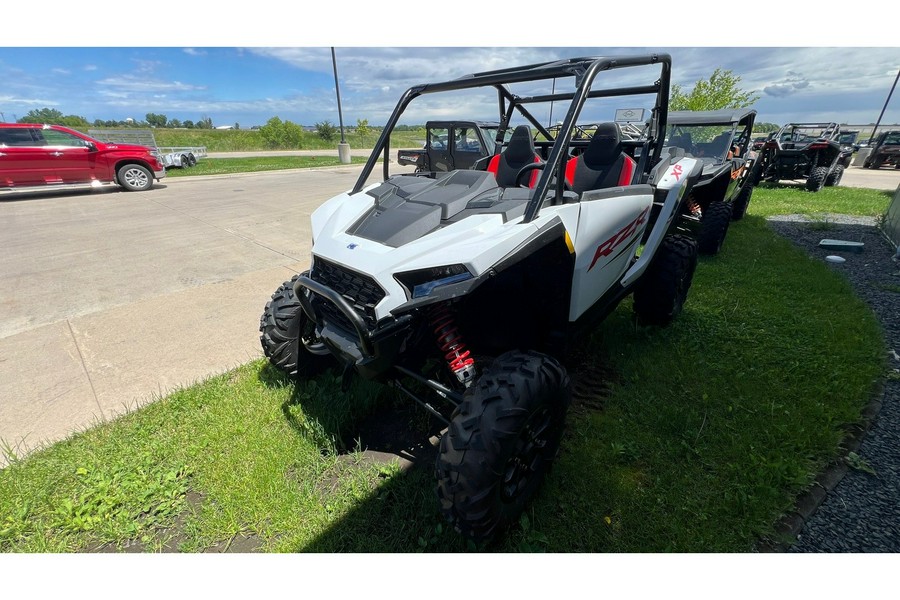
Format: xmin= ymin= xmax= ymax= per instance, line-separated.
xmin=824 ymin=164 xmax=844 ymax=186
xmin=436 ymin=350 xmax=571 ymax=543
xmin=698 ymin=201 xmax=732 ymax=255
xmin=805 ymin=166 xmax=828 ymax=192
xmin=633 ymin=234 xmax=698 ymax=326
xmin=731 ymin=183 xmax=754 ymax=221
xmin=259 ymin=273 xmax=331 ymax=378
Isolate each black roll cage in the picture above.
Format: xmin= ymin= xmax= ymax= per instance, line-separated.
xmin=352 ymin=54 xmax=672 ymax=224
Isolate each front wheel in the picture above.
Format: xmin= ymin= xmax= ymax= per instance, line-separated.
xmin=731 ymin=184 xmax=754 ymax=221
xmin=117 ymin=164 xmax=153 ymax=191
xmin=825 ymin=164 xmax=844 ymax=186
xmin=698 ymin=201 xmax=732 ymax=255
xmin=436 ymin=350 xmax=570 ymax=543
xmin=633 ymin=234 xmax=698 ymax=326
xmin=805 ymin=166 xmax=828 ymax=192
xmin=259 ymin=273 xmax=332 ymax=378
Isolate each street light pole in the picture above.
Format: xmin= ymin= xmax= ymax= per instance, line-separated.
xmin=331 ymin=47 xmax=351 ymax=163
xmin=870 ymin=66 xmax=900 ymax=142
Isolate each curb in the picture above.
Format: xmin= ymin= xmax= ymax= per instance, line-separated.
xmin=756 ymin=378 xmax=887 ymax=552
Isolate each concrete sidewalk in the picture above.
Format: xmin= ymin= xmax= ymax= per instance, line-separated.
xmin=0 ymin=166 xmax=395 ymax=465
xmin=0 ymin=263 xmax=301 ymax=461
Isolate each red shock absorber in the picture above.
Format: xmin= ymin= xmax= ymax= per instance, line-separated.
xmin=428 ymin=304 xmax=476 ymax=387
xmin=687 ymin=195 xmax=702 ymax=218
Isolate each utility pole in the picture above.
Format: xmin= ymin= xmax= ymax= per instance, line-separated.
xmin=870 ymin=66 xmax=900 ymax=142
xmin=331 ymin=47 xmax=351 ymax=164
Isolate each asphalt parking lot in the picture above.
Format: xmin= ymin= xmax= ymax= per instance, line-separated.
xmin=0 ymin=163 xmax=897 ymax=464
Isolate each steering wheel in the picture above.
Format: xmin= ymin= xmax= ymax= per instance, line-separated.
xmin=514 ymin=162 xmax=545 ymax=187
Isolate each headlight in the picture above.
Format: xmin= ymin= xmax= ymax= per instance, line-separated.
xmin=394 ymin=264 xmax=473 ymax=299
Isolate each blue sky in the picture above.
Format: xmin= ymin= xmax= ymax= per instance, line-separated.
xmin=2 ymin=6 xmax=897 ymax=130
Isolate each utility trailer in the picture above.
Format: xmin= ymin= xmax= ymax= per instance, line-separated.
xmin=87 ymin=129 xmax=207 ymax=169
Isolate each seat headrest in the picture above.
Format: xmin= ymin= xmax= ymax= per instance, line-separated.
xmin=583 ymin=122 xmax=623 ymax=165
xmin=503 ymin=125 xmax=537 ymax=163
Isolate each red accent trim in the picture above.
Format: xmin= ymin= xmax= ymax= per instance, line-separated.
xmin=487 ymin=155 xmax=501 ymax=177
xmin=565 ymin=157 xmax=578 ymax=187
xmin=528 ymin=155 xmax=541 ymax=188
xmin=588 ymin=206 xmax=650 ymax=271
xmin=617 ymin=155 xmax=636 ymax=186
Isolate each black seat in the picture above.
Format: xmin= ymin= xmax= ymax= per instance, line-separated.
xmin=564 ymin=122 xmax=637 ymax=193
xmin=670 ymin=133 xmax=693 ymax=154
xmin=486 ymin=125 xmax=542 ymax=188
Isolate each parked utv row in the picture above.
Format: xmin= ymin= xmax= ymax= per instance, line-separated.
xmin=754 ymin=122 xmax=853 ymax=192
xmin=258 ymin=54 xmax=770 ymax=544
xmin=863 ymin=130 xmax=900 ymax=169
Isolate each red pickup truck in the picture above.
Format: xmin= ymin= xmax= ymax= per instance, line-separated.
xmin=0 ymin=123 xmax=166 ymax=194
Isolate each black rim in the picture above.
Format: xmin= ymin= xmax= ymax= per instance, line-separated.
xmin=500 ymin=406 xmax=553 ymax=502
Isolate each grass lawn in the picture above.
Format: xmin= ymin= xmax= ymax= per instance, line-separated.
xmin=0 ymin=185 xmax=890 ymax=553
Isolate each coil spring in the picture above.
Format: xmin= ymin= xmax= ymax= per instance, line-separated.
xmin=429 ymin=304 xmax=474 ymax=375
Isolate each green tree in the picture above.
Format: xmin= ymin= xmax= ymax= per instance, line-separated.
xmin=356 ymin=118 xmax=369 ymax=139
xmin=259 ymin=116 xmax=304 ymax=149
xmin=19 ymin=108 xmax=89 ymax=128
xmin=197 ymin=116 xmax=213 ymax=129
xmin=183 ymin=120 xmax=195 ymax=129
xmin=259 ymin=116 xmax=286 ymax=148
xmin=315 ymin=120 xmax=337 ymax=142
xmin=146 ymin=113 xmax=168 ymax=128
xmin=169 ymin=119 xmax=182 ymax=129
xmin=670 ymin=69 xmax=760 ymax=112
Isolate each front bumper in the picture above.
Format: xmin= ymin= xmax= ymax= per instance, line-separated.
xmin=292 ymin=275 xmax=414 ymax=379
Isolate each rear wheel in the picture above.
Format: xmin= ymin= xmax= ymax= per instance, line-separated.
xmin=825 ymin=164 xmax=844 ymax=186
xmin=805 ymin=166 xmax=828 ymax=192
xmin=436 ymin=350 xmax=570 ymax=543
xmin=698 ymin=201 xmax=732 ymax=255
xmin=187 ymin=153 xmax=197 ymax=167
xmin=633 ymin=234 xmax=698 ymax=326
xmin=259 ymin=273 xmax=332 ymax=378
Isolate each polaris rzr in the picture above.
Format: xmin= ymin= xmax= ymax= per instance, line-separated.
xmin=663 ymin=108 xmax=759 ymax=254
xmin=755 ymin=122 xmax=853 ymax=191
xmin=863 ymin=130 xmax=900 ymax=169
xmin=259 ymin=55 xmax=704 ymax=542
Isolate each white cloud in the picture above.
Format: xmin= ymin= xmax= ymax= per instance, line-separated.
xmin=96 ymin=76 xmax=206 ymax=92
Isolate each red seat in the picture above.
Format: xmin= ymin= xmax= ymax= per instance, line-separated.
xmin=564 ymin=122 xmax=636 ymax=193
xmin=487 ymin=125 xmax=542 ymax=188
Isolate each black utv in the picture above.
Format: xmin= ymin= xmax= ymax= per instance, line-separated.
xmin=663 ymin=108 xmax=759 ymax=254
xmin=755 ymin=122 xmax=853 ymax=192
xmin=396 ymin=121 xmax=508 ymax=172
xmin=863 ymin=130 xmax=900 ymax=169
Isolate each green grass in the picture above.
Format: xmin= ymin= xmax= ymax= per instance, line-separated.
xmin=151 ymin=128 xmax=426 ymax=153
xmin=749 ymin=182 xmax=892 ymax=219
xmin=165 ymin=156 xmax=368 ymax=178
xmin=0 ymin=186 xmax=888 ymax=553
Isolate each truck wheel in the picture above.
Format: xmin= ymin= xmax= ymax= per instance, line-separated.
xmin=697 ymin=201 xmax=732 ymax=255
xmin=436 ymin=350 xmax=570 ymax=543
xmin=633 ymin=234 xmax=698 ymax=326
xmin=180 ymin=154 xmax=191 ymax=168
xmin=117 ymin=164 xmax=153 ymax=191
xmin=872 ymin=156 xmax=884 ymax=169
xmin=805 ymin=166 xmax=828 ymax=192
xmin=259 ymin=273 xmax=332 ymax=378
xmin=187 ymin=153 xmax=197 ymax=167
xmin=731 ymin=184 xmax=753 ymax=221
xmin=825 ymin=164 xmax=844 ymax=186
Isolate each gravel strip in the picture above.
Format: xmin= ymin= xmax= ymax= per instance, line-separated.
xmin=766 ymin=215 xmax=900 ymax=552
